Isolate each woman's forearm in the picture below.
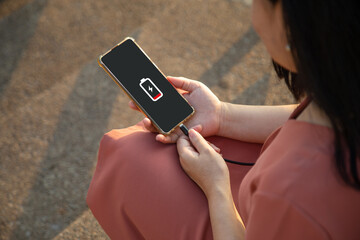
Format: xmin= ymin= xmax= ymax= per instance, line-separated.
xmin=219 ymin=102 xmax=297 ymax=143
xmin=207 ymin=185 xmax=245 ymax=240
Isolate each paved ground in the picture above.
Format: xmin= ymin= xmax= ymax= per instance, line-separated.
xmin=0 ymin=0 xmax=294 ymax=239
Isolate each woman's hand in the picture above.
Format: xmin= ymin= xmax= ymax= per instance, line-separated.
xmin=177 ymin=128 xmax=245 ymax=240
xmin=176 ymin=128 xmax=230 ymax=197
xmin=129 ymin=76 xmax=222 ymax=143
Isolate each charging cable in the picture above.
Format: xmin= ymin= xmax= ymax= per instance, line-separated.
xmin=179 ymin=124 xmax=255 ymax=166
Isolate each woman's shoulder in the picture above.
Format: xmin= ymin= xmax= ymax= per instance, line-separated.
xmin=268 ymin=119 xmax=335 ymax=156
xmin=255 ymin=119 xmax=335 ymax=181
xmin=256 ymin=119 xmax=347 ymax=192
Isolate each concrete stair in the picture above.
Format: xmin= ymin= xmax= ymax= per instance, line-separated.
xmin=0 ymin=0 xmax=294 ymax=239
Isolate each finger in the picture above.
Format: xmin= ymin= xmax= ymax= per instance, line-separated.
xmin=178 ymin=89 xmax=188 ymax=95
xmin=176 ymin=124 xmax=202 ymax=138
xmin=128 ymin=101 xmax=140 ymax=111
xmin=190 ymin=124 xmax=203 ymax=133
xmin=176 ymin=135 xmax=199 ymax=160
xmin=143 ymin=118 xmax=157 ymax=132
xmin=188 ymin=129 xmax=212 ymax=153
xmin=208 ymin=142 xmax=221 ymax=153
xmin=167 ymin=76 xmax=199 ymax=92
xmin=192 ymin=125 xmax=218 ymax=152
xmin=155 ymin=132 xmax=180 ymax=143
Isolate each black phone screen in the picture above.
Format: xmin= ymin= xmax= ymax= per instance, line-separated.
xmin=100 ymin=39 xmax=194 ymax=134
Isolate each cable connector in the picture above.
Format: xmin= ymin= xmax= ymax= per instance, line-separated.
xmin=179 ymin=123 xmax=189 ymax=137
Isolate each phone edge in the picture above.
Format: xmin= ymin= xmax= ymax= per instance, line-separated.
xmin=129 ymin=38 xmax=195 ymax=134
xmin=98 ymin=37 xmax=195 ymax=135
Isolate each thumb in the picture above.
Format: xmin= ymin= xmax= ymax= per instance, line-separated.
xmin=167 ymin=76 xmax=199 ymax=92
xmin=188 ymin=129 xmax=211 ymax=154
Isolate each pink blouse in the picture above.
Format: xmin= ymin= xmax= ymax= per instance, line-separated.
xmin=239 ymin=116 xmax=360 ymax=239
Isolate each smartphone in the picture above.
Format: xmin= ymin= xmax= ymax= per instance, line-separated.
xmin=98 ymin=38 xmax=194 ymax=134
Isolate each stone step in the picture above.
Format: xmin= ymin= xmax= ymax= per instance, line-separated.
xmin=0 ymin=0 xmax=171 ymax=115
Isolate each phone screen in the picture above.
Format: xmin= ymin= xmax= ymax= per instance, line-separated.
xmin=99 ymin=38 xmax=194 ymax=134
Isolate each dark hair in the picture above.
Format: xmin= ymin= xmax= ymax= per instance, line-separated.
xmin=271 ymin=1 xmax=360 ymax=189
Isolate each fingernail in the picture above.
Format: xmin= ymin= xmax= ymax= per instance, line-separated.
xmin=144 ymin=118 xmax=151 ymax=124
xmin=213 ymin=144 xmax=220 ymax=152
xmin=155 ymin=135 xmax=163 ymax=141
xmin=189 ymin=129 xmax=197 ymax=138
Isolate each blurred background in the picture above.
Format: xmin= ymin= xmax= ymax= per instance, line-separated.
xmin=0 ymin=0 xmax=294 ymax=239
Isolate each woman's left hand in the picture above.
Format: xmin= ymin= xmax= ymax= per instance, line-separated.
xmin=176 ymin=129 xmax=230 ymax=198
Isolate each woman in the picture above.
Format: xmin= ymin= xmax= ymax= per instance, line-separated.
xmin=87 ymin=0 xmax=360 ymax=239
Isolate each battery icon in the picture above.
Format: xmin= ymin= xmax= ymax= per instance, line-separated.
xmin=139 ymin=78 xmax=163 ymax=101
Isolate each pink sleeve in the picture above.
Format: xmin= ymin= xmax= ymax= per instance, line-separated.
xmin=245 ymin=192 xmax=329 ymax=240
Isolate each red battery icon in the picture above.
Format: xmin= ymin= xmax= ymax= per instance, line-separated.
xmin=139 ymin=78 xmax=163 ymax=101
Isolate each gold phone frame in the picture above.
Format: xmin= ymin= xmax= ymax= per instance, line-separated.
xmin=98 ymin=37 xmax=195 ymax=135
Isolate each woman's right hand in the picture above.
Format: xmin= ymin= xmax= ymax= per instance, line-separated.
xmin=128 ymin=76 xmax=223 ymax=143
